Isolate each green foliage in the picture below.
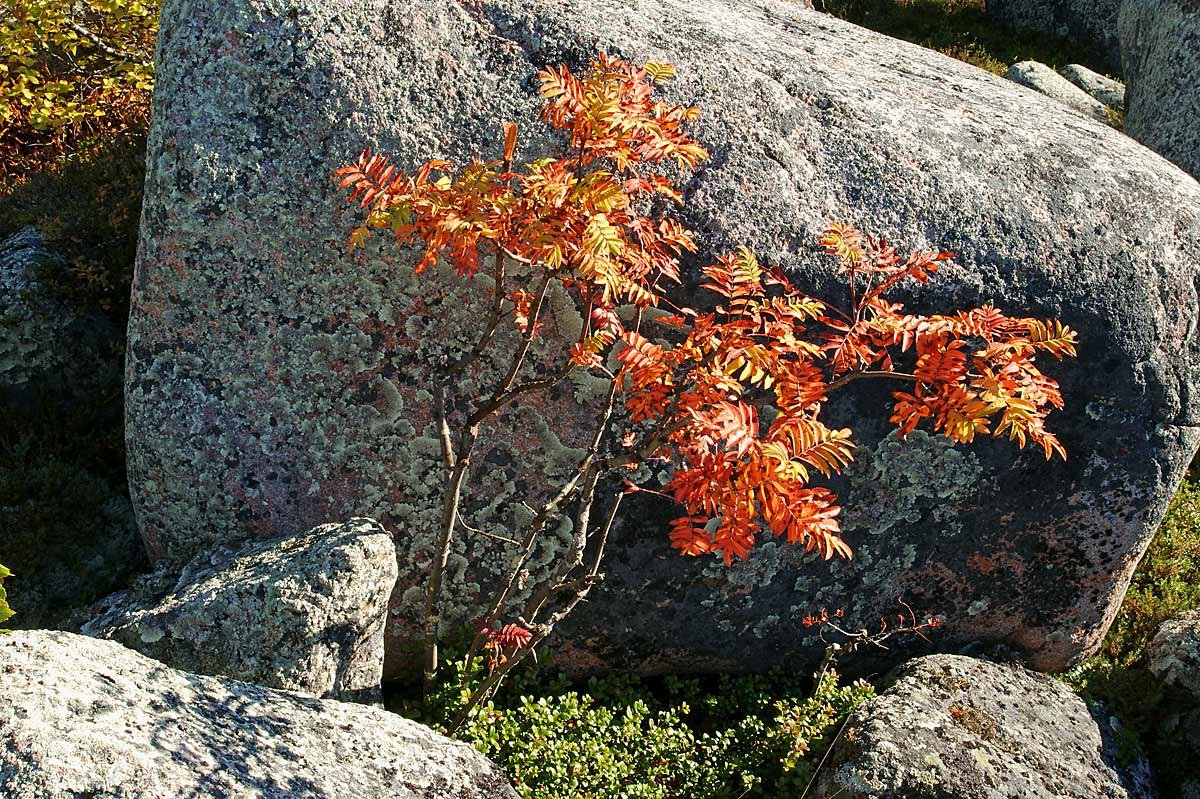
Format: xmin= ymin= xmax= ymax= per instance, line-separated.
xmin=398 ymin=657 xmax=873 ymax=798
xmin=1062 ymin=481 xmax=1200 ymax=796
xmin=0 ymin=563 xmax=13 ymax=631
xmin=819 ymin=0 xmax=1117 ymax=77
xmin=1103 ymin=481 xmax=1200 ymax=667
xmin=1 ymin=0 xmax=157 ymax=177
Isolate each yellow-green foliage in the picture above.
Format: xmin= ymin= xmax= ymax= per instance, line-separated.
xmin=404 ymin=659 xmax=874 ymax=798
xmin=820 ymin=0 xmax=1117 ymax=77
xmin=0 ymin=564 xmax=13 ymax=630
xmin=1 ymin=0 xmax=157 ymax=177
xmin=0 ymin=133 xmax=146 ymax=319
xmin=1101 ymin=481 xmax=1200 ymax=668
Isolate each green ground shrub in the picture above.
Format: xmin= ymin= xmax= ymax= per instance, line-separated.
xmin=395 ymin=658 xmax=874 ymax=799
xmin=0 ymin=564 xmax=13 ymax=630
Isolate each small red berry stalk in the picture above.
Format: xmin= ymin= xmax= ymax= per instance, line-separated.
xmin=335 ymin=53 xmax=1076 ymax=721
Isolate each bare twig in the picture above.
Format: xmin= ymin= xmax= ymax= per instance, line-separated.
xmin=825 ymin=370 xmax=918 ymax=393
xmin=63 ymin=18 xmax=144 ymax=63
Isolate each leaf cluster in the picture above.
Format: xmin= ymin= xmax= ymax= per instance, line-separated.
xmin=0 ymin=563 xmax=12 ymax=631
xmin=337 ymin=54 xmax=1078 ymax=574
xmin=407 ymin=657 xmax=873 ymax=799
xmin=1 ymin=0 xmax=156 ymax=177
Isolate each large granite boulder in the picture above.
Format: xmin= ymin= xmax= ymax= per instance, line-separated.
xmin=127 ymin=0 xmax=1200 ymax=677
xmin=83 ymin=519 xmax=397 ymax=702
xmin=0 ymin=629 xmax=517 ymax=798
xmin=986 ymin=0 xmax=1123 ymax=73
xmin=1119 ymin=0 xmax=1200 ymax=180
xmin=815 ymin=654 xmax=1153 ymax=799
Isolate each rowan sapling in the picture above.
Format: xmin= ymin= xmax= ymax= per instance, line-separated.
xmin=334 ymin=53 xmax=1077 ymax=714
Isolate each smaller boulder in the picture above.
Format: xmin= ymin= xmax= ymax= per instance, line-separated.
xmin=1141 ymin=613 xmax=1200 ymax=782
xmin=0 ymin=226 xmax=117 ymax=401
xmin=816 ymin=654 xmax=1151 ymax=799
xmin=0 ymin=630 xmax=517 ymax=798
xmin=1059 ymin=63 xmax=1126 ymax=110
xmin=83 ymin=519 xmax=397 ymax=702
xmin=1148 ymin=610 xmax=1200 ymax=698
xmin=1006 ymin=61 xmax=1113 ymax=123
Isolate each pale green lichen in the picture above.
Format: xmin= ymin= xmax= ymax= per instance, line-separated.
xmin=842 ymin=430 xmax=990 ymax=536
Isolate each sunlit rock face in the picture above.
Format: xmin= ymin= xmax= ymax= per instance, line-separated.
xmin=0 ymin=630 xmax=518 ymax=798
xmin=128 ymin=0 xmax=1200 ymax=677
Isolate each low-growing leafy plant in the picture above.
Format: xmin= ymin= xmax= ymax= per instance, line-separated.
xmin=0 ymin=563 xmax=13 ymax=630
xmin=336 ymin=54 xmax=1076 ymax=717
xmin=404 ymin=656 xmax=874 ymax=799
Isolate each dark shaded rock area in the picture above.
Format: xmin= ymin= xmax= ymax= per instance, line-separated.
xmin=986 ymin=0 xmax=1123 ymax=72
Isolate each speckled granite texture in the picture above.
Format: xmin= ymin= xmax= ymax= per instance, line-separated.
xmin=0 ymin=630 xmax=517 ymax=798
xmin=816 ymin=654 xmax=1154 ymax=799
xmin=83 ymin=519 xmax=397 ymax=702
xmin=127 ymin=0 xmax=1200 ymax=677
xmin=1120 ymin=0 xmax=1200 ymax=180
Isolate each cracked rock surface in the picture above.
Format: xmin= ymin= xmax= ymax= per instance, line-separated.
xmin=0 ymin=629 xmax=517 ymax=799
xmin=128 ymin=0 xmax=1200 ymax=677
xmin=816 ymin=654 xmax=1153 ymax=799
xmin=83 ymin=519 xmax=397 ymax=702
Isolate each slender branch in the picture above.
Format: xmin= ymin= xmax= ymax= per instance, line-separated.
xmin=462 ymin=371 xmax=621 ymax=673
xmin=459 ymin=518 xmax=521 ymax=547
xmin=459 ymin=273 xmax=553 ymax=436
xmin=422 ymin=428 xmax=477 ymax=693
xmin=434 ymin=383 xmax=456 ymax=470
xmin=444 ymin=246 xmax=509 ymax=380
xmin=63 ymin=18 xmax=144 ymax=63
xmin=519 ymin=468 xmax=600 ymax=622
xmin=825 ymin=370 xmax=918 ymax=393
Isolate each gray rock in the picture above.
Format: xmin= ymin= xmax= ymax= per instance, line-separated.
xmin=1148 ymin=610 xmax=1200 ymax=698
xmin=816 ymin=654 xmax=1152 ymax=799
xmin=127 ymin=0 xmax=1200 ymax=678
xmin=83 ymin=519 xmax=397 ymax=702
xmin=1060 ymin=63 xmax=1126 ymax=110
xmin=0 ymin=629 xmax=517 ymax=798
xmin=1120 ymin=0 xmax=1200 ymax=180
xmin=986 ymin=0 xmax=1123 ymax=72
xmin=1 ymin=226 xmax=143 ymax=630
xmin=1006 ymin=60 xmax=1113 ymax=122
xmin=0 ymin=226 xmax=117 ymax=401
